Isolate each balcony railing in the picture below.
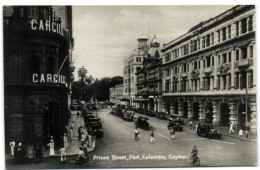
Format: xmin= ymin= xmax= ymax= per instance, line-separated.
xmin=238 ymin=59 xmax=250 ymax=67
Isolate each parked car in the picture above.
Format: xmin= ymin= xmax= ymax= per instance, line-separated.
xmin=123 ymin=111 xmax=135 ymax=121
xmin=169 ymin=114 xmax=184 ymax=124
xmin=135 ymin=116 xmax=153 ymax=130
xmin=196 ymin=124 xmax=221 ymax=139
xmin=156 ymin=112 xmax=168 ymax=120
xmin=167 ymin=120 xmax=183 ymax=131
xmin=89 ymin=122 xmax=104 ymax=138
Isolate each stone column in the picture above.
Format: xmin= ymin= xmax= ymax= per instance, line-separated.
xmin=229 ymin=101 xmax=237 ymax=130
xmin=212 ymin=101 xmax=220 ymax=126
xmin=214 ymin=31 xmax=218 ymax=44
xmin=231 ymin=23 xmax=236 ymax=39
xmin=238 ymin=21 xmax=242 ymax=35
xmin=250 ymin=102 xmax=257 ymax=134
xmin=200 ymin=59 xmax=203 ymax=90
xmin=227 ymin=74 xmax=231 ymax=89
xmin=230 ymin=48 xmax=235 ymax=89
xmin=170 ymin=99 xmax=174 ymax=115
xmin=252 ymin=14 xmax=256 ymax=31
xmin=197 ymin=39 xmax=200 ymax=50
xmin=178 ymin=99 xmax=183 ymax=117
xmin=199 ymin=100 xmax=205 ymax=122
xmin=226 ymin=26 xmax=229 ymax=40
xmin=187 ymin=100 xmax=193 ymax=120
xmin=158 ymin=97 xmax=162 ymax=112
xmin=161 ymin=98 xmax=166 ymax=113
xmin=220 ymin=29 xmax=223 ymax=42
xmin=188 ymin=62 xmax=192 ymax=91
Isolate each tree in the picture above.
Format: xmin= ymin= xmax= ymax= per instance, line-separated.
xmin=77 ymin=66 xmax=93 ymax=84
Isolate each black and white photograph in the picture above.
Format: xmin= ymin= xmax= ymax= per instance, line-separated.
xmin=2 ymin=2 xmax=258 ymax=169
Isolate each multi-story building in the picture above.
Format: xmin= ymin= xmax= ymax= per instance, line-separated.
xmin=136 ymin=35 xmax=163 ymax=112
xmin=161 ymin=5 xmax=256 ymax=133
xmin=123 ymin=35 xmax=149 ymax=106
xmin=4 ymin=6 xmax=74 ymax=148
xmin=109 ymin=84 xmax=124 ymax=104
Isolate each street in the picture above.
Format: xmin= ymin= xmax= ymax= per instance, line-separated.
xmin=5 ymin=108 xmax=257 ymax=169
xmin=91 ymin=108 xmax=257 ymax=168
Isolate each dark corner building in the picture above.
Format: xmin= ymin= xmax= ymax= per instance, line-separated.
xmin=3 ymin=6 xmax=75 ymax=150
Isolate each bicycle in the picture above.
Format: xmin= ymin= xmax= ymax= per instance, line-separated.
xmin=75 ymin=156 xmax=89 ymax=167
xmin=190 ymin=154 xmax=200 ymax=166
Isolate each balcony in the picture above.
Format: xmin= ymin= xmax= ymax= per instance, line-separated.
xmin=238 ymin=59 xmax=250 ymax=67
xmin=204 ymin=67 xmax=213 ymax=74
xmin=181 ymin=72 xmax=188 ymax=78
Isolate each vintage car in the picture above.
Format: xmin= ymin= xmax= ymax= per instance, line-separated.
xmin=89 ymin=122 xmax=104 ymax=138
xmin=169 ymin=114 xmax=184 ymax=124
xmin=156 ymin=112 xmax=168 ymax=120
xmin=135 ymin=116 xmax=153 ymax=130
xmin=167 ymin=120 xmax=183 ymax=131
xmin=123 ymin=111 xmax=135 ymax=121
xmin=196 ymin=124 xmax=221 ymax=139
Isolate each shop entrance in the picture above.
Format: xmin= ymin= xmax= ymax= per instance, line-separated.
xmin=166 ymin=101 xmax=171 ymax=114
xmin=220 ymin=103 xmax=230 ymax=126
xmin=193 ymin=102 xmax=199 ymax=121
xmin=174 ymin=101 xmax=179 ymax=115
xmin=205 ymin=102 xmax=213 ymax=123
xmin=238 ymin=104 xmax=251 ymax=130
xmin=183 ymin=102 xmax=188 ymax=118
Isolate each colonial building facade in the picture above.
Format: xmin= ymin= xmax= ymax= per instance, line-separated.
xmin=4 ymin=6 xmax=74 ymax=148
xmin=161 ymin=5 xmax=256 ymax=133
xmin=123 ymin=35 xmax=148 ymax=106
xmin=109 ymin=84 xmax=124 ymax=104
xmin=135 ymin=35 xmax=163 ymax=112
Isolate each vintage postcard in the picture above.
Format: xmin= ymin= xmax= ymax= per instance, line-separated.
xmin=3 ymin=5 xmax=257 ymax=169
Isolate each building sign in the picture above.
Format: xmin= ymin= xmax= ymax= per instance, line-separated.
xmin=30 ymin=19 xmax=63 ymax=36
xmin=32 ymin=74 xmax=66 ymax=84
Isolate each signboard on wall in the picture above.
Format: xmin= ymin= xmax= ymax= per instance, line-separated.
xmin=32 ymin=73 xmax=66 ymax=84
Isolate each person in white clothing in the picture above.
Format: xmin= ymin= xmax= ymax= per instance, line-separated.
xmin=70 ymin=127 xmax=73 ymax=140
xmin=239 ymin=129 xmax=243 ymax=141
xmin=48 ymin=139 xmax=55 ymax=156
xmin=59 ymin=147 xmax=67 ymax=163
xmin=229 ymin=122 xmax=235 ymax=133
xmin=63 ymin=134 xmax=69 ymax=149
xmin=9 ymin=139 xmax=15 ymax=157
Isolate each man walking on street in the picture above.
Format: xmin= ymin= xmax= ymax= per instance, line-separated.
xmin=59 ymin=147 xmax=67 ymax=164
xmin=134 ymin=127 xmax=139 ymax=140
xmin=229 ymin=122 xmax=235 ymax=133
xmin=9 ymin=139 xmax=15 ymax=157
xmin=150 ymin=131 xmax=156 ymax=143
xmin=170 ymin=128 xmax=175 ymax=140
xmin=239 ymin=128 xmax=243 ymax=141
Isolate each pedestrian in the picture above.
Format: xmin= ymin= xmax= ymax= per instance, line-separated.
xmin=9 ymin=139 xmax=15 ymax=157
xmin=134 ymin=127 xmax=139 ymax=140
xmin=70 ymin=127 xmax=74 ymax=140
xmin=71 ymin=122 xmax=74 ymax=131
xmin=59 ymin=147 xmax=67 ymax=164
xmin=170 ymin=128 xmax=175 ymax=140
xmin=189 ymin=120 xmax=193 ymax=130
xmin=64 ymin=126 xmax=68 ymax=136
xmin=47 ymin=138 xmax=55 ymax=156
xmin=63 ymin=134 xmax=69 ymax=149
xmin=229 ymin=122 xmax=235 ymax=133
xmin=81 ymin=132 xmax=86 ymax=144
xmin=150 ymin=131 xmax=156 ymax=143
xmin=78 ymin=127 xmax=82 ymax=140
xmin=239 ymin=128 xmax=243 ymax=141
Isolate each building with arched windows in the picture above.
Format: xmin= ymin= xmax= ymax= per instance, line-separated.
xmin=4 ymin=6 xmax=74 ymax=148
xmin=161 ymin=5 xmax=256 ymax=133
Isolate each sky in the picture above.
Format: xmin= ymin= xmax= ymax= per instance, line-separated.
xmin=73 ymin=5 xmax=234 ymax=79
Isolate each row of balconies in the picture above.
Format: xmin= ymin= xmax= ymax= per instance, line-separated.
xmin=164 ymin=58 xmax=252 ymax=80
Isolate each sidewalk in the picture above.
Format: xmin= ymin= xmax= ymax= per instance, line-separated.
xmin=184 ymin=119 xmax=257 ymax=142
xmin=42 ymin=110 xmax=95 ymax=158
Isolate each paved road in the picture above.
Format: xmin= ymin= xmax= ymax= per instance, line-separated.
xmin=5 ymin=108 xmax=257 ymax=169
xmin=90 ymin=108 xmax=257 ymax=168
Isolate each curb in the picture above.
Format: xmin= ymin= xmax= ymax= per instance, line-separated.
xmin=221 ymin=133 xmax=257 ymax=142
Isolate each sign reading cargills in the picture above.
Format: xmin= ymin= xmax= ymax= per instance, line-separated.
xmin=32 ymin=74 xmax=66 ymax=84
xmin=30 ymin=19 xmax=63 ymax=36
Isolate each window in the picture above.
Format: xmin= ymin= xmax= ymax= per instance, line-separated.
xmin=206 ymin=35 xmax=210 ymax=47
xmin=198 ymin=61 xmax=200 ymax=69
xmin=236 ymin=22 xmax=239 ymax=36
xmin=248 ymin=16 xmax=253 ymax=32
xmin=203 ymin=59 xmax=205 ymax=68
xmin=136 ymin=67 xmax=141 ymax=72
xmin=236 ymin=49 xmax=240 ymax=61
xmin=222 ymin=27 xmax=226 ymax=41
xmin=217 ymin=30 xmax=220 ymax=42
xmin=202 ymin=37 xmax=205 ymax=48
xmin=218 ymin=55 xmax=220 ymax=65
xmin=194 ymin=61 xmax=197 ymax=70
xmin=241 ymin=18 xmax=247 ymax=34
xmin=207 ymin=57 xmax=211 ymax=67
xmin=223 ymin=75 xmax=227 ymax=89
xmin=194 ymin=41 xmax=197 ymax=52
xmin=241 ymin=46 xmax=247 ymax=59
xmin=211 ymin=33 xmax=214 ymax=45
xmin=183 ymin=64 xmax=186 ymax=72
xmin=228 ymin=52 xmax=231 ymax=63
xmin=228 ymin=25 xmax=231 ymax=39
xmin=249 ymin=45 xmax=253 ymax=58
xmin=175 ymin=67 xmax=178 ymax=74
xmin=212 ymin=57 xmax=214 ymax=66
xmin=222 ymin=53 xmax=227 ymax=64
